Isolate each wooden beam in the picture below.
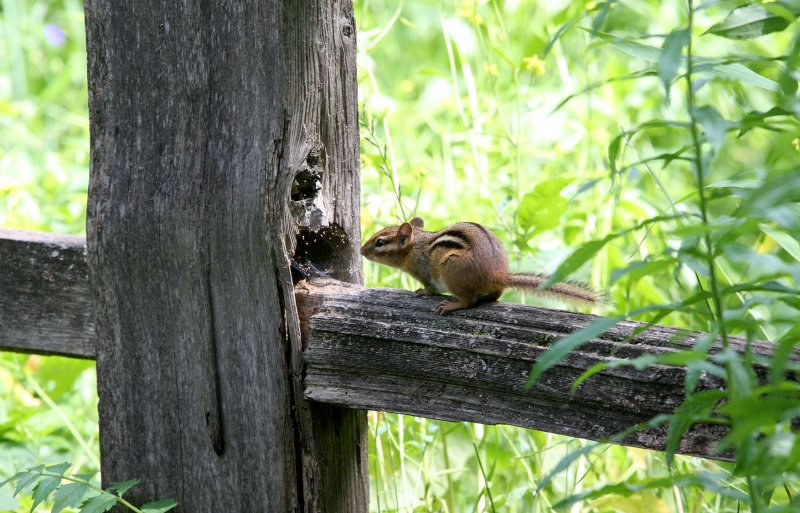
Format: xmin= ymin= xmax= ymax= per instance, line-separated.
xmin=83 ymin=0 xmax=366 ymax=511
xmin=0 ymin=230 xmax=94 ymax=359
xmin=299 ymin=280 xmax=792 ymax=460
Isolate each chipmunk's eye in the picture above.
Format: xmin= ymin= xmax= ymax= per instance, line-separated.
xmin=375 ymin=238 xmax=387 ymax=248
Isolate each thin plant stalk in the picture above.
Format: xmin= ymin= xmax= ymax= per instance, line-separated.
xmin=683 ymin=0 xmax=730 ymax=352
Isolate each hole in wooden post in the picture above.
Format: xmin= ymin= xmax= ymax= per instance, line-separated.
xmin=291 ymin=169 xmax=322 ymax=202
xmin=291 ymin=225 xmax=350 ymax=283
xmin=290 ymin=147 xmax=324 ymax=202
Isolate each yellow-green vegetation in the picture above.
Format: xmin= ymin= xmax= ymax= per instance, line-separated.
xmin=359 ymin=1 xmax=798 ymax=511
xmin=2 ymin=0 xmax=799 ymax=511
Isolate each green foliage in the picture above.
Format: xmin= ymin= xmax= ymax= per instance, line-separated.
xmin=2 ymin=0 xmax=799 ymax=512
xmin=359 ymin=0 xmax=799 ymax=511
xmin=0 ymin=462 xmax=176 ymax=513
xmin=525 ymin=315 xmax=624 ymax=389
xmin=0 ymin=0 xmax=89 ymax=234
xmin=0 ymin=354 xmax=98 ymax=512
xmin=706 ymin=2 xmax=800 ymax=40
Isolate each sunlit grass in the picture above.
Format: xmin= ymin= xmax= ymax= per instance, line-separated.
xmin=359 ymin=0 xmax=798 ymax=511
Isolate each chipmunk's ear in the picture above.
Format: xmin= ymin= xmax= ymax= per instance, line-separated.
xmin=409 ymin=217 xmax=424 ymax=229
xmin=398 ymin=222 xmax=414 ymax=242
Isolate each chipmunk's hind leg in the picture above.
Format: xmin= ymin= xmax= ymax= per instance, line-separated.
xmin=435 ymin=297 xmax=476 ymax=315
xmin=435 ymin=253 xmax=504 ymax=314
xmin=435 ymin=289 xmax=502 ymax=315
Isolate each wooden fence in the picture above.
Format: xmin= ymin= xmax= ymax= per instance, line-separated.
xmin=4 ymin=228 xmax=790 ymax=511
xmin=1 ymin=1 xmax=793 ymax=512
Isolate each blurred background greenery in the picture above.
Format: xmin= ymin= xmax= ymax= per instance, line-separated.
xmin=2 ymin=0 xmax=799 ymax=511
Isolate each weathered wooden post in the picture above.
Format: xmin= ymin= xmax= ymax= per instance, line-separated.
xmin=83 ymin=1 xmax=366 ymax=510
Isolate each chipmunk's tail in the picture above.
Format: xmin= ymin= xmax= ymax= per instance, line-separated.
xmin=505 ymin=273 xmax=603 ymax=307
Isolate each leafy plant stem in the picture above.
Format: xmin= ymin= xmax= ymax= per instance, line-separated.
xmin=361 ymin=113 xmax=408 ymax=220
xmin=685 ymin=1 xmax=760 ymax=510
xmin=470 ymin=438 xmax=497 ymax=513
xmin=36 ymin=471 xmax=144 ymax=513
xmin=371 ymin=412 xmax=384 ymax=513
xmin=684 ymin=0 xmax=730 ymax=353
xmin=440 ymin=424 xmax=456 ymax=513
xmin=632 ymin=147 xmax=718 ymax=323
xmin=385 ymin=414 xmax=402 ymax=511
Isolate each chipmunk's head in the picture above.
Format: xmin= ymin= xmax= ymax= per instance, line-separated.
xmin=360 ymin=217 xmax=424 ymax=267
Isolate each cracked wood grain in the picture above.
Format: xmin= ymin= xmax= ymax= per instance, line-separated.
xmin=0 ymin=229 xmax=94 ymax=359
xmin=299 ymin=280 xmax=795 ymax=460
xmin=83 ymin=0 xmax=365 ymax=511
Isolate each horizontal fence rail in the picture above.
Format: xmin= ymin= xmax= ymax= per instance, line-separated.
xmin=3 ymin=232 xmax=795 ymax=461
xmin=297 ymin=280 xmax=795 ymax=460
xmin=0 ymin=230 xmax=94 ymax=358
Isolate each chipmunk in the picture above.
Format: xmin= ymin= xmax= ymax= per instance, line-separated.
xmin=360 ymin=217 xmax=602 ymax=315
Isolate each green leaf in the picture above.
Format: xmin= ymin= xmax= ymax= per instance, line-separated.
xmin=712 ymin=347 xmax=755 ymax=398
xmin=737 ymin=172 xmax=800 ymax=217
xmin=658 ymin=29 xmax=689 ymax=101
xmin=30 ymin=476 xmax=61 ymax=511
xmin=536 ymin=441 xmax=601 ymax=491
xmin=0 ymin=472 xmax=25 ymax=490
xmin=608 ymin=133 xmax=622 ymax=177
xmin=74 ymin=472 xmax=99 ymax=482
xmin=591 ymin=0 xmax=614 ymax=32
xmin=610 ymin=258 xmax=676 ymax=284
xmin=544 ymin=17 xmax=579 ymax=56
xmin=571 ymin=361 xmax=618 ymax=392
xmin=759 ymin=224 xmax=800 ymax=261
xmin=14 ymin=472 xmax=40 ymax=497
xmin=686 ymin=360 xmax=727 ymax=394
xmin=553 ymin=472 xmax=748 ymax=509
xmin=571 ymin=350 xmax=709 ymax=393
xmin=109 ymin=479 xmax=140 ymax=497
xmin=737 ymin=106 xmax=794 ymax=136
xmin=778 ymin=24 xmax=800 ymax=101
xmin=706 ymin=3 xmax=798 ymax=40
xmin=665 ymin=390 xmax=726 ymax=467
xmin=25 ymin=465 xmax=45 ymax=475
xmin=45 ymin=463 xmax=72 ymax=477
xmin=517 ymin=178 xmax=571 ymax=235
xmin=684 ymin=329 xmax=720 ymax=394
xmin=607 ymin=121 xmax=691 ymax=177
xmin=141 ymin=499 xmax=179 ymax=513
xmin=591 ymin=30 xmax=780 ymax=91
xmin=52 ymin=482 xmax=90 ymax=513
xmin=526 ymin=316 xmax=624 ymax=388
xmin=619 ymin=146 xmax=692 ymax=174
xmin=770 ymin=324 xmax=800 ymax=383
xmin=79 ymin=494 xmax=118 ymax=513
xmin=691 ymin=106 xmax=733 ymax=149
xmin=693 ymin=59 xmax=780 ymax=92
xmin=546 ymin=238 xmax=610 ymax=286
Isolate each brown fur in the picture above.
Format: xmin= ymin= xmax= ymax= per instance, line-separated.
xmin=361 ymin=217 xmax=602 ymax=314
